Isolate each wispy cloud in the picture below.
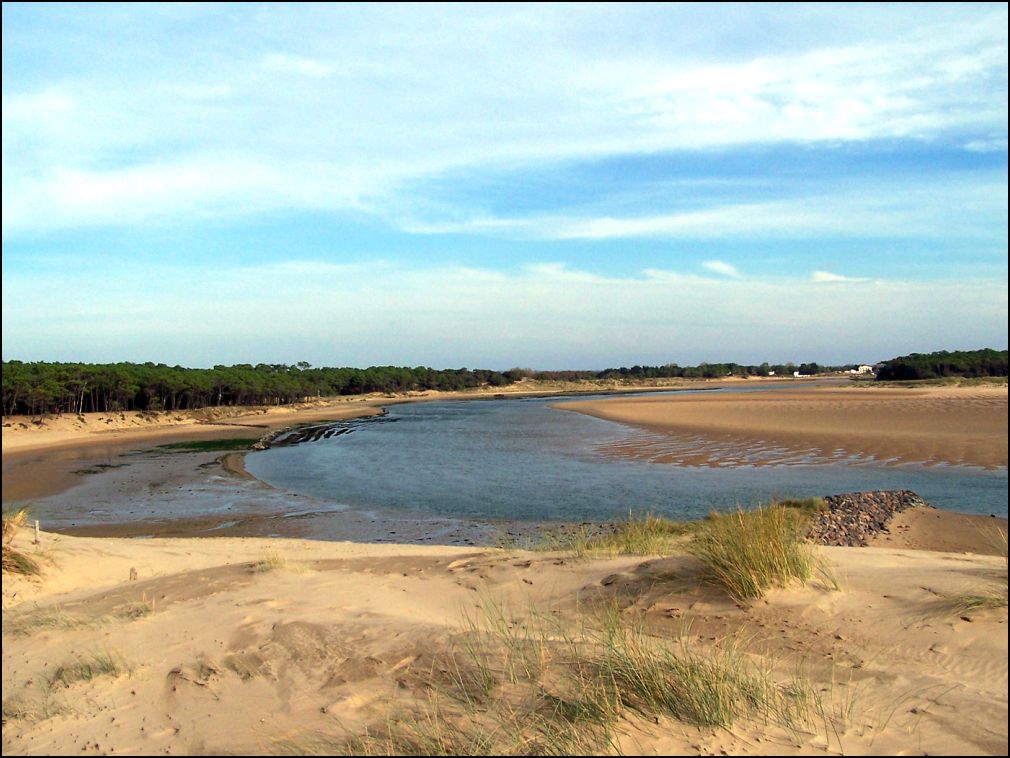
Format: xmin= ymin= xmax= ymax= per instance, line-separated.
xmin=396 ymin=177 xmax=1007 ymax=243
xmin=703 ymin=260 xmax=743 ymax=278
xmin=811 ymin=270 xmax=869 ymax=283
xmin=2 ymin=5 xmax=1006 ymax=235
xmin=3 ymin=260 xmax=1005 ymax=367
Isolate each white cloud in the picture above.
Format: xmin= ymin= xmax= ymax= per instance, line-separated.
xmin=394 ymin=178 xmax=1007 ymax=242
xmin=1 ymin=5 xmax=1006 ymax=234
xmin=811 ymin=271 xmax=869 ymax=283
xmin=3 ymin=260 xmax=1006 ymax=367
xmin=702 ymin=260 xmax=743 ymax=278
xmin=964 ymin=138 xmax=1009 ymax=153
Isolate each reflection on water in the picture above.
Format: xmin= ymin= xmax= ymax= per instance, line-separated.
xmin=246 ymin=391 xmax=1008 ymax=522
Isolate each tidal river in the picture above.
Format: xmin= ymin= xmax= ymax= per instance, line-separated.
xmin=245 ymin=388 xmax=1009 ymax=523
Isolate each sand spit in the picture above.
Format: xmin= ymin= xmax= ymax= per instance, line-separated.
xmin=556 ymin=384 xmax=1008 ymax=470
xmin=2 ymin=524 xmax=1006 ymax=756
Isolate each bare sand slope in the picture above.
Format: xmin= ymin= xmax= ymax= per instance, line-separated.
xmin=1 ymin=401 xmax=387 ymax=502
xmin=1 ymin=398 xmax=387 ymax=457
xmin=557 ymin=385 xmax=1008 ymax=469
xmin=3 ymin=527 xmax=1006 ymax=756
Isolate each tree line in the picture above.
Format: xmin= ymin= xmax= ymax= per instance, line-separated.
xmin=1 ymin=362 xmax=515 ymax=417
xmin=874 ymin=349 xmax=1008 ymax=381
xmin=5 ymin=351 xmax=1002 ymax=417
xmin=2 ymin=359 xmax=846 ymax=417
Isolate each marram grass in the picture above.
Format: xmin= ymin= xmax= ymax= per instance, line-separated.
xmin=689 ymin=505 xmax=816 ymax=600
xmin=2 ymin=506 xmax=41 ymax=576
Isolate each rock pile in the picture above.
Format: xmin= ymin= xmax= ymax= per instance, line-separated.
xmin=807 ymin=490 xmax=930 ymax=547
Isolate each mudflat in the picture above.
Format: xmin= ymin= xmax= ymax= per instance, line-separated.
xmin=556 ymin=384 xmax=1008 ymax=469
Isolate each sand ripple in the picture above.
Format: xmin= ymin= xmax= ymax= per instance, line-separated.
xmin=558 ymin=385 xmax=1008 ymax=470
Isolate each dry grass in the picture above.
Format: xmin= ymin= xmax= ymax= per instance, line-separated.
xmin=252 ymin=551 xmax=287 ymax=573
xmin=945 ymin=588 xmax=1008 ymax=613
xmin=688 ymin=505 xmax=817 ymax=601
xmin=503 ymin=513 xmax=693 ymax=558
xmin=2 ymin=505 xmax=41 ymax=576
xmin=48 ymin=650 xmax=129 ymax=688
xmin=3 ymin=596 xmax=155 ymax=638
xmin=3 ymin=650 xmax=130 ymax=724
xmin=283 ymin=598 xmax=825 ymax=756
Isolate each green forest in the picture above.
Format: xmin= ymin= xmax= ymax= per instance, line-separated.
xmin=874 ymin=348 xmax=1008 ymax=381
xmin=1 ymin=350 xmax=1004 ymax=417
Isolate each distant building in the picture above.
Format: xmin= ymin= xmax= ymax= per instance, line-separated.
xmin=847 ymin=365 xmax=874 ymax=375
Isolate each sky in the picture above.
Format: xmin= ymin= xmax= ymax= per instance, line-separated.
xmin=2 ymin=3 xmax=1007 ymax=370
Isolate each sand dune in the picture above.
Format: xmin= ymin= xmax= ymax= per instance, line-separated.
xmin=557 ymin=385 xmax=1008 ymax=469
xmin=3 ymin=524 xmax=1006 ymax=756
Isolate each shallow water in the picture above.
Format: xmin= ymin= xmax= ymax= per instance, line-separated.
xmin=246 ymin=390 xmax=1009 ymax=522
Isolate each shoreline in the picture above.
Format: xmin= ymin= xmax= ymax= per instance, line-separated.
xmin=1 ymin=377 xmax=813 ymax=503
xmin=4 ymin=379 xmax=1007 ymax=551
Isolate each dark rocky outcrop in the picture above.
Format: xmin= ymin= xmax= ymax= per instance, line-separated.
xmin=807 ymin=490 xmax=930 ymax=547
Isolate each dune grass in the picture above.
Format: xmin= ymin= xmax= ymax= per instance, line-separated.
xmin=2 ymin=505 xmax=41 ymax=576
xmin=3 ymin=596 xmax=155 ymax=638
xmin=688 ymin=505 xmax=817 ymax=601
xmin=502 ymin=512 xmax=694 ymax=558
xmin=286 ymin=597 xmax=821 ymax=756
xmin=777 ymin=497 xmax=828 ymax=514
xmin=252 ymin=551 xmax=288 ymax=573
xmin=946 ymin=588 xmax=1008 ymax=613
xmin=944 ymin=528 xmax=1008 ymax=613
xmin=504 ymin=504 xmax=822 ymax=601
xmin=48 ymin=650 xmax=129 ymax=688
xmin=3 ymin=650 xmax=130 ymax=724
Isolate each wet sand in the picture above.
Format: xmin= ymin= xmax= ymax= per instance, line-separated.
xmin=556 ymin=384 xmax=1008 ymax=470
xmin=2 ymin=404 xmax=385 ymax=503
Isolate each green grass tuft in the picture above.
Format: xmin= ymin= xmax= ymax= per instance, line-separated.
xmin=689 ymin=505 xmax=816 ymax=600
xmin=48 ymin=650 xmax=128 ymax=688
xmin=946 ymin=589 xmax=1008 ymax=613
xmin=778 ymin=497 xmax=828 ymax=514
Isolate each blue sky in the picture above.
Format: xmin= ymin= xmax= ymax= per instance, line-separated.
xmin=2 ymin=3 xmax=1007 ymax=369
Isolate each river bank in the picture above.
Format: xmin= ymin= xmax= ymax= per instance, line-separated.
xmin=3 ymin=377 xmax=788 ymax=503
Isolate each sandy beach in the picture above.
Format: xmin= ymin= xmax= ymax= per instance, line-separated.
xmin=556 ymin=384 xmax=1008 ymax=470
xmin=3 ymin=519 xmax=1007 ymax=756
